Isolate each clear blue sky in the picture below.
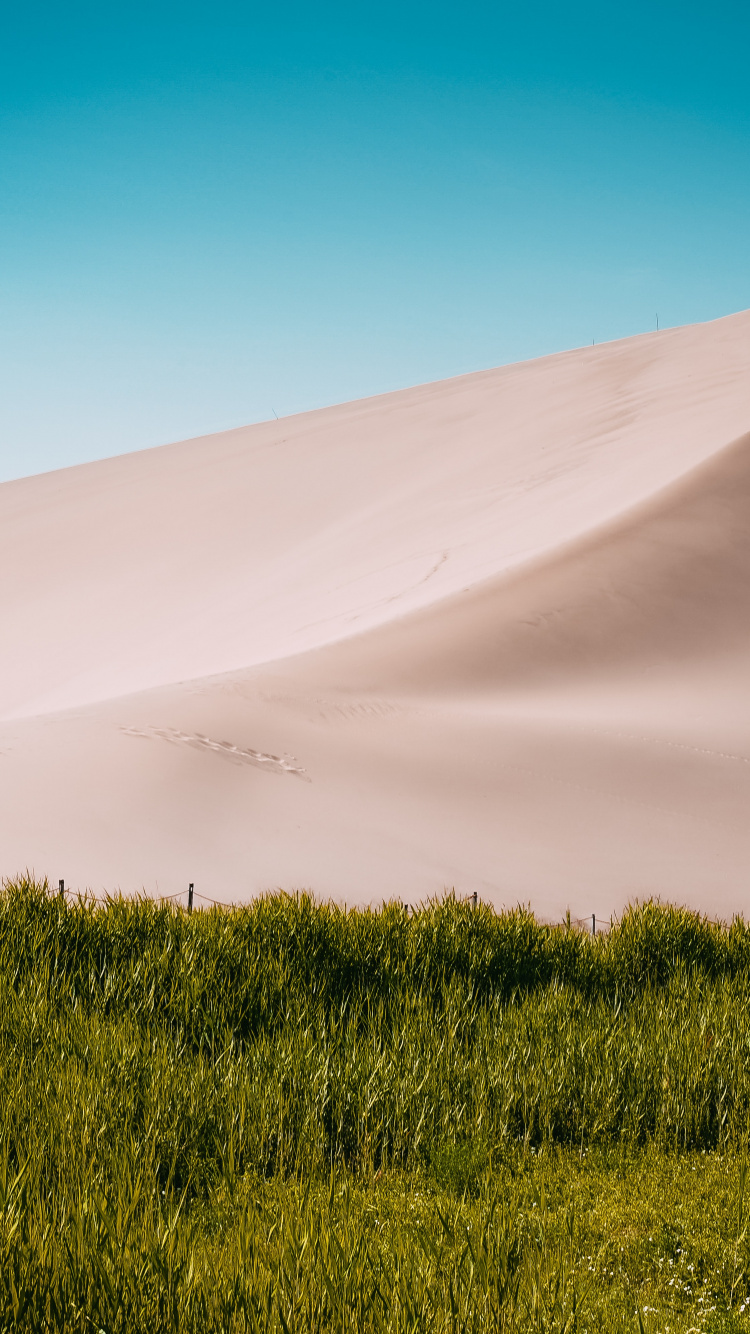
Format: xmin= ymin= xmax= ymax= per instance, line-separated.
xmin=1 ymin=1 xmax=748 ymax=480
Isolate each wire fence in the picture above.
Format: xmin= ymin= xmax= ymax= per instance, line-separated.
xmin=43 ymin=880 xmax=736 ymax=930
xmin=52 ymin=881 xmax=232 ymax=911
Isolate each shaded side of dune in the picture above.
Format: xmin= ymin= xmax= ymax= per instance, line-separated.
xmin=294 ymin=430 xmax=750 ymax=704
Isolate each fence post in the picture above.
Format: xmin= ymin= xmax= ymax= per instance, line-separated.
xmin=188 ymin=883 xmax=194 ymax=914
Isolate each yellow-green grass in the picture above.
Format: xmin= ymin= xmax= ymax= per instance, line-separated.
xmin=2 ymin=877 xmax=750 ymax=1331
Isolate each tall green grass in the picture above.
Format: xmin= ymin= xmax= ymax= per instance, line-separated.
xmin=2 ymin=877 xmax=750 ymax=1330
xmin=7 ymin=879 xmax=750 ymax=1028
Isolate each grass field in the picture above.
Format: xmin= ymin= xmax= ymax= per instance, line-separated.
xmin=2 ymin=878 xmax=750 ymax=1331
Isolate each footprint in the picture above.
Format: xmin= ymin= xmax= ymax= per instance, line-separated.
xmin=120 ymin=726 xmax=310 ymax=780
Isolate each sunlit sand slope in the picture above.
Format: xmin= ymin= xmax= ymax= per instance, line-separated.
xmin=1 ymin=311 xmax=749 ymax=916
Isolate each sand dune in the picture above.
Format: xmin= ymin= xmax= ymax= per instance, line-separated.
xmin=310 ymin=427 xmax=750 ymax=705
xmin=2 ymin=311 xmax=750 ymax=917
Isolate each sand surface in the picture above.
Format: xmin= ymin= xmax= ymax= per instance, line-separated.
xmin=2 ymin=310 xmax=750 ymax=918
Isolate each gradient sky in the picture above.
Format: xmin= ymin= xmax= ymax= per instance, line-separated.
xmin=1 ymin=1 xmax=749 ymax=481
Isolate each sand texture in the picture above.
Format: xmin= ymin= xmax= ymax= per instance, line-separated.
xmin=2 ymin=310 xmax=750 ymax=917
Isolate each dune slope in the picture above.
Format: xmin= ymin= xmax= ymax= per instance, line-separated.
xmin=1 ymin=311 xmax=750 ymax=916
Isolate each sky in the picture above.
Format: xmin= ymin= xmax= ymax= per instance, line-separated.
xmin=1 ymin=1 xmax=749 ymax=481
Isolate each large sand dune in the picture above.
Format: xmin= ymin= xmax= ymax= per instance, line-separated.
xmin=2 ymin=310 xmax=750 ymax=917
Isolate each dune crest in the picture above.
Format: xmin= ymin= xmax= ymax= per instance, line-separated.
xmin=1 ymin=311 xmax=750 ymax=916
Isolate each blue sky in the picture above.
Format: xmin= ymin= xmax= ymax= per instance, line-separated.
xmin=1 ymin=1 xmax=748 ymax=480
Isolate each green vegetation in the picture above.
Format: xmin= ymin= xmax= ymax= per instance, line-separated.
xmin=2 ymin=877 xmax=750 ymax=1331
